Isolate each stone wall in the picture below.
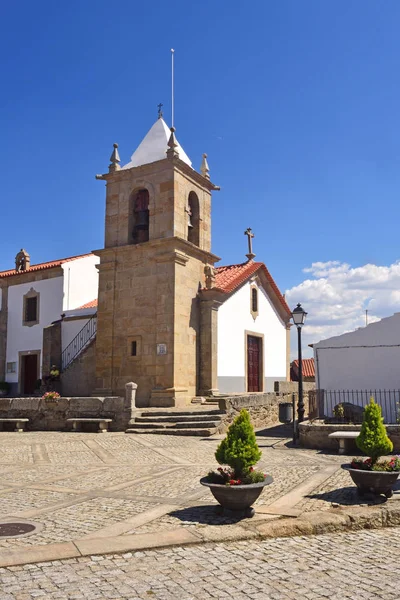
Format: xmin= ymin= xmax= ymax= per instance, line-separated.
xmin=42 ymin=321 xmax=62 ymax=378
xmin=218 ymin=393 xmax=306 ymax=431
xmin=0 ymin=396 xmax=129 ymax=431
xmin=299 ymin=420 xmax=400 ymax=453
xmin=61 ymin=339 xmax=96 ymax=397
xmin=274 ymin=381 xmax=315 ymax=395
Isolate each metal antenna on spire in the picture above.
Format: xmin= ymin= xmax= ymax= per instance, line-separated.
xmin=171 ymin=48 xmax=175 ymax=128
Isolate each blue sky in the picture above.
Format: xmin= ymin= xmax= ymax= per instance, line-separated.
xmin=1 ymin=1 xmax=400 ymax=352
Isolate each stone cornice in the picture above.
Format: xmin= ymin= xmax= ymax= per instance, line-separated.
xmin=96 ymin=157 xmax=219 ymax=192
xmin=93 ymin=238 xmax=220 ymax=266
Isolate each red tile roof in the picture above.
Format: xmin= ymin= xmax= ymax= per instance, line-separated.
xmin=292 ymin=358 xmax=315 ymax=378
xmin=0 ymin=253 xmax=94 ymax=279
xmin=213 ymin=261 xmax=291 ymax=316
xmin=79 ymin=299 xmax=98 ymax=309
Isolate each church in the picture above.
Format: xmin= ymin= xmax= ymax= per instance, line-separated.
xmin=0 ymin=114 xmax=291 ymax=406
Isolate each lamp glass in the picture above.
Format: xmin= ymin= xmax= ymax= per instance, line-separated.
xmin=292 ymin=303 xmax=307 ymax=326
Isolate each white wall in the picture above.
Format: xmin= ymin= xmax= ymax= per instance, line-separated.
xmin=62 ymin=255 xmax=99 ymax=311
xmin=217 ymin=280 xmax=287 ymax=393
xmin=62 ymin=318 xmax=92 ymax=351
xmin=314 ymin=313 xmax=400 ymax=422
xmin=6 ymin=276 xmax=64 ymax=383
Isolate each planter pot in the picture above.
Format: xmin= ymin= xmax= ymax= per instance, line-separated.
xmin=200 ymin=476 xmax=273 ymax=515
xmin=342 ymin=465 xmax=400 ymax=498
xmin=44 ymin=401 xmax=58 ymax=409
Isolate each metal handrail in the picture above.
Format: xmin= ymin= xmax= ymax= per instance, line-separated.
xmin=61 ymin=314 xmax=97 ymax=371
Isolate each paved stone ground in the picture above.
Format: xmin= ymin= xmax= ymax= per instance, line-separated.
xmin=1 ymin=527 xmax=400 ymax=599
xmin=0 ymin=429 xmax=398 ymax=555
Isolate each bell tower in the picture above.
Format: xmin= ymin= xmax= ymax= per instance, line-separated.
xmin=94 ymin=116 xmax=220 ymax=406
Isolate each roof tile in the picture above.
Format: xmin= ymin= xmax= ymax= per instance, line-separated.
xmin=292 ymin=358 xmax=315 ymax=378
xmin=78 ymin=299 xmax=98 ymax=309
xmin=213 ymin=261 xmax=291 ymax=315
xmin=0 ymin=253 xmax=94 ymax=279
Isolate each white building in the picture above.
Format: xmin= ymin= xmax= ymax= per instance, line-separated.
xmin=214 ymin=261 xmax=290 ymax=393
xmin=0 ymin=251 xmax=98 ymax=395
xmin=313 ymin=312 xmax=400 ymax=422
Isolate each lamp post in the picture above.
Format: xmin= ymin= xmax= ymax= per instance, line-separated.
xmin=291 ymin=303 xmax=307 ymax=424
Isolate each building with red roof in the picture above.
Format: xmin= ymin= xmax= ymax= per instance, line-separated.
xmin=0 ymin=114 xmax=291 ymax=403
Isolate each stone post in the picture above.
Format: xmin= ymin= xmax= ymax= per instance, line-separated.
xmin=199 ymin=298 xmax=221 ymax=396
xmin=125 ymin=381 xmax=138 ymax=420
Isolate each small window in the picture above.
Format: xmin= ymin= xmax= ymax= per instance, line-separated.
xmin=6 ymin=362 xmax=16 ymax=374
xmin=252 ymin=288 xmax=258 ymax=313
xmin=127 ymin=336 xmax=141 ymax=360
xmin=25 ymin=297 xmax=37 ymax=322
xmin=250 ymin=285 xmax=259 ymax=320
xmin=23 ymin=288 xmax=40 ymax=327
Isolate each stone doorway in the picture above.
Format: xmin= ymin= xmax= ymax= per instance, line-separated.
xmin=247 ymin=335 xmax=262 ymax=392
xmin=20 ymin=352 xmax=40 ymax=395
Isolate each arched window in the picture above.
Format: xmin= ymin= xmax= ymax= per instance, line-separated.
xmin=129 ymin=189 xmax=149 ymax=244
xmin=187 ymin=191 xmax=200 ymax=246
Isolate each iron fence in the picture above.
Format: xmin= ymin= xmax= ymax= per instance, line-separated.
xmin=310 ymin=389 xmax=400 ymax=424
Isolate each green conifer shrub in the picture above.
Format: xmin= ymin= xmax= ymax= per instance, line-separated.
xmin=356 ymin=398 xmax=393 ymax=465
xmin=215 ymin=409 xmax=262 ymax=478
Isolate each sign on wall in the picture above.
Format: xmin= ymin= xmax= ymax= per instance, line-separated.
xmin=157 ymin=344 xmax=167 ymax=355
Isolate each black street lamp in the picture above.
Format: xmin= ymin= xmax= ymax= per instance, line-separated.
xmin=291 ymin=303 xmax=307 ymax=423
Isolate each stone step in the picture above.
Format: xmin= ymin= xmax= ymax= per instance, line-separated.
xmin=126 ymin=427 xmax=218 ymax=437
xmin=139 ymin=409 xmax=224 ymax=418
xmin=135 ymin=414 xmax=221 ymax=423
xmin=132 ymin=421 xmax=221 ymax=430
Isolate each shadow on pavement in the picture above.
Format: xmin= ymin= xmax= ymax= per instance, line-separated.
xmin=168 ymin=504 xmax=247 ymax=526
xmin=255 ymin=424 xmax=293 ymax=438
xmin=304 ymin=485 xmax=389 ymax=507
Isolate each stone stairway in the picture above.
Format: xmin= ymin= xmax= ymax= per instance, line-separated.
xmin=126 ymin=408 xmax=225 ymax=436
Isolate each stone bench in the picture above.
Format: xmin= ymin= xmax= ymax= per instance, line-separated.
xmin=0 ymin=418 xmax=29 ymax=432
xmin=328 ymin=431 xmax=359 ymax=454
xmin=66 ymin=418 xmax=112 ymax=433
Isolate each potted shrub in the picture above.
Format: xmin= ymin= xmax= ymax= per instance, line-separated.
xmin=42 ymin=391 xmax=61 ymax=408
xmin=0 ymin=382 xmax=10 ymax=397
xmin=200 ymin=409 xmax=273 ymax=517
xmin=342 ymin=397 xmax=400 ymax=498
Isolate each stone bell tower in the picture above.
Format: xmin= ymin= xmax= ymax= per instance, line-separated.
xmin=94 ymin=115 xmax=220 ymax=406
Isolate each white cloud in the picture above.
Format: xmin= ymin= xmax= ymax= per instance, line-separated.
xmin=285 ymin=260 xmax=400 ymax=359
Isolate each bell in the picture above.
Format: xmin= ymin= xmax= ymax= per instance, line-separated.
xmin=136 ymin=210 xmax=149 ymax=227
xmin=187 ymin=207 xmax=193 ymax=228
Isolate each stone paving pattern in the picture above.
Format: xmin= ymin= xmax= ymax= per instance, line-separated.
xmin=0 ymin=429 xmax=398 ymax=552
xmin=1 ymin=528 xmax=400 ymax=599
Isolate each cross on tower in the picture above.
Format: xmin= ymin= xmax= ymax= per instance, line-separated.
xmin=244 ymin=227 xmax=255 ymax=261
xmin=157 ymin=103 xmax=163 ymax=119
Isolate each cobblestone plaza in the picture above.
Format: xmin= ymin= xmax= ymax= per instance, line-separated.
xmin=0 ymin=429 xmax=399 ymax=598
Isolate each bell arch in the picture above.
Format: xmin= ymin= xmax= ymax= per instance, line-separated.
xmin=187 ymin=191 xmax=200 ymax=246
xmin=129 ymin=188 xmax=150 ymax=245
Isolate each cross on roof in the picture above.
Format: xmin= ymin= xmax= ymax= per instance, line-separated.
xmin=157 ymin=103 xmax=163 ymax=119
xmin=244 ymin=227 xmax=256 ymax=261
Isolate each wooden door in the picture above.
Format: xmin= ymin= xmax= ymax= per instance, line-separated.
xmin=23 ymin=355 xmax=38 ymax=394
xmin=247 ymin=335 xmax=261 ymax=392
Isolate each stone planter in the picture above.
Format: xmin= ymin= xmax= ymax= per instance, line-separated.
xmin=342 ymin=465 xmax=400 ymax=498
xmin=200 ymin=476 xmax=273 ymax=516
xmin=44 ymin=400 xmax=59 ymax=409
